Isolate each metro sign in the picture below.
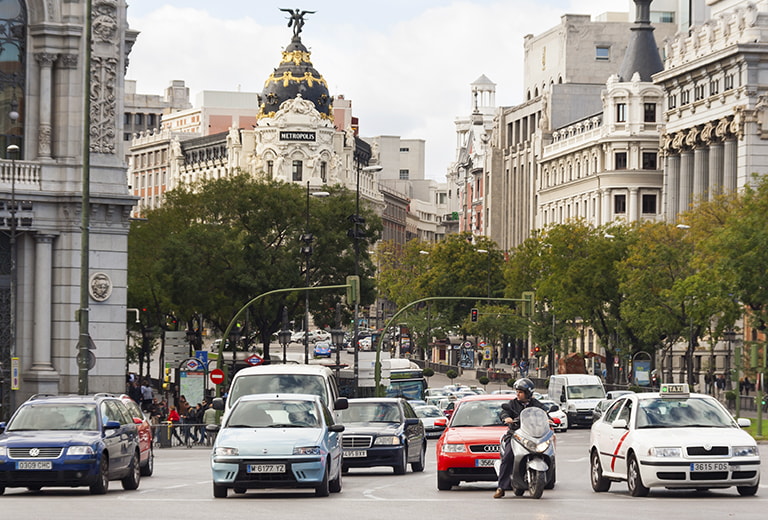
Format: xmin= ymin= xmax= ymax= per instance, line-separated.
xmin=245 ymin=354 xmax=263 ymax=366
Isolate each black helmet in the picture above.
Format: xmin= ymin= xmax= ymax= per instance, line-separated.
xmin=513 ymin=378 xmax=535 ymax=398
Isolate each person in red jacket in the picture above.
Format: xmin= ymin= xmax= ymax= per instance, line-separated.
xmin=167 ymin=406 xmax=183 ymax=446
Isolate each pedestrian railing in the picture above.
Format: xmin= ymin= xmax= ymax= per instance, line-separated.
xmin=153 ymin=421 xmax=217 ymax=448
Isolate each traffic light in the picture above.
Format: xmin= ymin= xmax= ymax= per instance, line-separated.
xmin=521 ymin=291 xmax=534 ymax=317
xmin=162 ymin=366 xmax=171 ymax=390
xmin=346 ymin=275 xmax=360 ymax=304
xmin=471 ymin=308 xmax=478 ymax=322
xmin=534 ymin=346 xmax=541 ymax=355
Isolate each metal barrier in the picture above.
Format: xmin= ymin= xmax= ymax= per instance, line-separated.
xmin=152 ymin=421 xmax=216 ymax=448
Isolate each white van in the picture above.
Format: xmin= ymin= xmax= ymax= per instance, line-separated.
xmin=547 ymin=374 xmax=605 ymax=428
xmin=213 ymin=364 xmax=348 ymax=419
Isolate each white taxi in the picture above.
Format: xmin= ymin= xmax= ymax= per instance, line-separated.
xmin=589 ymin=384 xmax=760 ymax=497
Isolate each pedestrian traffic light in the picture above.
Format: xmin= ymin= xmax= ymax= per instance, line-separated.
xmin=163 ymin=366 xmax=171 ymax=390
xmin=471 ymin=308 xmax=478 ymax=322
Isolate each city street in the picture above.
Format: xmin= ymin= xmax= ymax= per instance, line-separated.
xmin=1 ymin=429 xmax=765 ymax=519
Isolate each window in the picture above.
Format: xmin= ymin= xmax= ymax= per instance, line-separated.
xmin=616 ymin=103 xmax=626 ymax=122
xmin=614 ymin=194 xmax=626 ymax=214
xmin=399 ymin=169 xmax=409 ymax=180
xmin=652 ymin=11 xmax=674 ymax=23
xmin=399 ymin=147 xmax=409 ymax=152
xmin=134 ymin=113 xmax=144 ymax=125
xmin=668 ymin=94 xmax=677 ymax=109
xmin=615 ymin=152 xmax=627 ymax=170
xmin=123 ymin=113 xmax=131 ymax=125
xmin=267 ymin=160 xmax=274 ymax=177
xmin=123 ymin=132 xmax=132 ymax=141
xmin=642 ymin=194 xmax=657 ymax=214
xmin=694 ymin=84 xmax=705 ymax=101
xmin=596 ymin=46 xmax=610 ymax=61
xmin=147 ymin=114 xmax=157 ymax=127
xmin=724 ymin=74 xmax=734 ymax=91
xmin=320 ymin=161 xmax=327 ymax=182
xmin=710 ymin=79 xmax=719 ymax=96
xmin=681 ymin=90 xmax=690 ymax=105
xmin=644 ymin=103 xmax=656 ymax=123
xmin=642 ymin=152 xmax=657 ymax=170
xmin=292 ymin=160 xmax=303 ymax=182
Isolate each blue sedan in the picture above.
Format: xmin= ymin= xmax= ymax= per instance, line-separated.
xmin=210 ymin=394 xmax=344 ymax=497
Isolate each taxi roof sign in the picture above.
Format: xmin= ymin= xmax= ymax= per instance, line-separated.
xmin=660 ymin=383 xmax=690 ymax=398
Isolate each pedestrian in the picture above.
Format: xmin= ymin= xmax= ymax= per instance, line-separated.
xmin=140 ymin=379 xmax=154 ymax=411
xmin=167 ymin=405 xmax=184 ymax=446
xmin=128 ymin=379 xmax=142 ymax=404
xmin=743 ymin=376 xmax=751 ymax=396
xmin=715 ymin=374 xmax=726 ymax=398
xmin=203 ymin=403 xmax=218 ymax=446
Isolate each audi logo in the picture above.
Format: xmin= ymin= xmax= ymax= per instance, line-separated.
xmin=483 ymin=445 xmax=499 ymax=452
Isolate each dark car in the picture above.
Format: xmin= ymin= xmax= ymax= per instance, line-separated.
xmin=339 ymin=398 xmax=426 ymax=474
xmin=0 ymin=393 xmax=142 ymax=495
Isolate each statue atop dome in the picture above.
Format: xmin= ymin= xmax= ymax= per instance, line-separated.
xmin=280 ymin=8 xmax=315 ymax=39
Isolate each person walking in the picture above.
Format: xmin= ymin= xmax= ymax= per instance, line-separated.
xmin=167 ymin=405 xmax=184 ymax=446
xmin=202 ymin=403 xmax=219 ymax=446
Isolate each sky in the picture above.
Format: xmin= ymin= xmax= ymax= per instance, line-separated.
xmin=125 ymin=1 xmax=632 ymax=181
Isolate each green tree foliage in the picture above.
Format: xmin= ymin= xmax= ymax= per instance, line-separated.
xmin=128 ymin=175 xmax=381 ymax=361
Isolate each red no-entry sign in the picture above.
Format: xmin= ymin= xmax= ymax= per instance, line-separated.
xmin=210 ymin=368 xmax=225 ymax=385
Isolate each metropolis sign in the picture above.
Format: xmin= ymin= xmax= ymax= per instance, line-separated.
xmin=279 ymin=131 xmax=316 ymax=141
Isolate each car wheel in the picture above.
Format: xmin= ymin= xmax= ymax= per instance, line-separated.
xmin=341 ymin=465 xmax=349 ymax=474
xmin=393 ymin=446 xmax=407 ymax=475
xmin=411 ymin=443 xmax=426 ymax=472
xmin=213 ymin=483 xmax=228 ymax=498
xmin=737 ymin=484 xmax=759 ymax=496
xmin=590 ymin=450 xmax=611 ymax=492
xmin=329 ymin=463 xmax=342 ymax=493
xmin=436 ymin=471 xmax=456 ymax=490
xmin=0 ymin=486 xmax=4 ymax=495
xmin=89 ymin=455 xmax=109 ymax=495
xmin=140 ymin=446 xmax=154 ymax=476
xmin=627 ymin=454 xmax=649 ymax=497
xmin=233 ymin=487 xmax=246 ymax=494
xmin=121 ymin=451 xmax=141 ymax=490
xmin=315 ymin=464 xmax=330 ymax=497
xmin=27 ymin=486 xmax=42 ymax=492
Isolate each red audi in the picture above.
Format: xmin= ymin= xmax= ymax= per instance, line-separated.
xmin=435 ymin=394 xmax=510 ymax=490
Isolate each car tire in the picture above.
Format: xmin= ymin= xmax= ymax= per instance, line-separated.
xmin=436 ymin=471 xmax=456 ymax=490
xmin=342 ymin=465 xmax=349 ymax=474
xmin=329 ymin=464 xmax=342 ymax=493
xmin=411 ymin=443 xmax=426 ymax=472
xmin=213 ymin=483 xmax=228 ymax=498
xmin=140 ymin=446 xmax=154 ymax=476
xmin=315 ymin=464 xmax=330 ymax=497
xmin=121 ymin=451 xmax=141 ymax=490
xmin=0 ymin=486 xmax=4 ymax=495
xmin=627 ymin=454 xmax=649 ymax=497
xmin=89 ymin=455 xmax=109 ymax=495
xmin=27 ymin=486 xmax=42 ymax=492
xmin=393 ymin=446 xmax=407 ymax=475
xmin=590 ymin=450 xmax=611 ymax=492
xmin=737 ymin=484 xmax=759 ymax=496
xmin=233 ymin=487 xmax=246 ymax=494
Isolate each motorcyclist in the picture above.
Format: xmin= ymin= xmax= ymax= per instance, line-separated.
xmin=493 ymin=377 xmax=548 ymax=499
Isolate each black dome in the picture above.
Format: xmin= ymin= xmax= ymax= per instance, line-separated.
xmin=258 ymin=36 xmax=333 ymax=120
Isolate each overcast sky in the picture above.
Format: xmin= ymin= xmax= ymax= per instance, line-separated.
xmin=125 ymin=1 xmax=634 ymax=181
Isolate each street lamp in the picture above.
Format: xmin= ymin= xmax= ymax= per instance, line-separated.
xmin=302 ymin=181 xmax=330 ymax=364
xmin=331 ymin=303 xmax=345 ymax=379
xmin=351 ymin=163 xmax=382 ymax=394
xmin=278 ymin=306 xmax=291 ymax=365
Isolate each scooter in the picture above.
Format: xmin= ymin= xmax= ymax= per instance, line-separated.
xmin=494 ymin=404 xmax=556 ymax=499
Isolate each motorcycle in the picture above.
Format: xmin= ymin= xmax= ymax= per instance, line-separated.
xmin=494 ymin=404 xmax=556 ymax=499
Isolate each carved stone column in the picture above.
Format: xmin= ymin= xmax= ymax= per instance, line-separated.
xmin=600 ymin=188 xmax=611 ymax=225
xmin=693 ymin=146 xmax=709 ymax=201
xmin=723 ymin=138 xmax=738 ymax=193
xmin=708 ymin=142 xmax=724 ymax=199
xmin=664 ymin=154 xmax=680 ymax=220
xmin=32 ymin=234 xmax=56 ymax=372
xmin=679 ymin=149 xmax=694 ymax=213
xmin=628 ymin=187 xmax=639 ymax=222
xmin=35 ymin=52 xmax=57 ymax=159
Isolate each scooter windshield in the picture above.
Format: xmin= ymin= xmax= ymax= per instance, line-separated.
xmin=518 ymin=407 xmax=550 ymax=437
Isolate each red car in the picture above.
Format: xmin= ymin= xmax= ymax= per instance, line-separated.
xmin=120 ymin=395 xmax=154 ymax=476
xmin=435 ymin=394 xmax=511 ymax=490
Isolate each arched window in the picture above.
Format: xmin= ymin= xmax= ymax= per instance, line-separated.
xmin=0 ymin=0 xmax=26 ymax=154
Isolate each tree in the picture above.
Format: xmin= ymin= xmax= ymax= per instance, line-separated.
xmin=478 ymin=375 xmax=490 ymax=390
xmin=446 ymin=369 xmax=458 ymax=383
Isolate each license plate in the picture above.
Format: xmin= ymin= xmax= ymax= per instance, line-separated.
xmin=17 ymin=460 xmax=53 ymax=470
xmin=343 ymin=450 xmax=367 ymax=458
xmin=690 ymin=462 xmax=729 ymax=472
xmin=246 ymin=464 xmax=285 ymax=474
xmin=476 ymin=459 xmax=496 ymax=467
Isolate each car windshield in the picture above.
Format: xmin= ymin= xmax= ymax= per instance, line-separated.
xmin=229 ymin=374 xmax=328 ymax=406
xmin=636 ymin=397 xmax=735 ymax=429
xmin=7 ymin=403 xmax=98 ymax=431
xmin=414 ymin=406 xmax=443 ymax=418
xmin=340 ymin=402 xmax=401 ymax=423
xmin=226 ymin=400 xmax=319 ymax=428
xmin=450 ymin=401 xmax=505 ymax=427
xmin=566 ymin=385 xmax=605 ymax=399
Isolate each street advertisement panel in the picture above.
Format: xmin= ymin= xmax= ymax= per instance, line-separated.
xmin=634 ymin=359 xmax=651 ymax=386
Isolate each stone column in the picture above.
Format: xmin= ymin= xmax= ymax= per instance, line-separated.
xmin=723 ymin=138 xmax=738 ymax=193
xmin=34 ymin=53 xmax=57 ymax=159
xmin=708 ymin=142 xmax=724 ymax=199
xmin=629 ymin=187 xmax=639 ymax=222
xmin=665 ymin=154 xmax=680 ymax=220
xmin=693 ymin=146 xmax=709 ymax=201
xmin=679 ymin=150 xmax=694 ymax=213
xmin=32 ymin=235 xmax=56 ymax=371
xmin=601 ymin=188 xmax=612 ymax=225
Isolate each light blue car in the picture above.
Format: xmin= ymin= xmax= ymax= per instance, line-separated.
xmin=210 ymin=393 xmax=344 ymax=498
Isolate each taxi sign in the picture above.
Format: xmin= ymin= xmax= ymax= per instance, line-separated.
xmin=660 ymin=383 xmax=689 ymax=398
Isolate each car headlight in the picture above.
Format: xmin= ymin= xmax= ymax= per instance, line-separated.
xmin=440 ymin=443 xmax=467 ymax=453
xmin=67 ymin=445 xmax=95 ymax=456
xmin=0 ymin=446 xmax=6 ymax=457
xmin=374 ymin=435 xmax=401 ymax=446
xmin=733 ymin=445 xmax=759 ymax=457
xmin=293 ymin=446 xmax=322 ymax=455
xmin=214 ymin=447 xmax=239 ymax=456
xmin=648 ymin=447 xmax=682 ymax=458
xmin=567 ymin=403 xmax=577 ymax=412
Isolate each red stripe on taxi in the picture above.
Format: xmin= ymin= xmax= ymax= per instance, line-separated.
xmin=610 ymin=431 xmax=630 ymax=472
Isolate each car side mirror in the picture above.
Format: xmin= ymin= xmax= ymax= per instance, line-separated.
xmin=559 ymin=394 xmax=566 ymax=403
xmin=548 ymin=404 xmax=559 ymax=413
xmin=610 ymin=418 xmax=628 ymax=429
xmin=212 ymin=397 xmax=224 ymax=411
xmin=334 ymin=397 xmax=349 ymax=410
xmin=737 ymin=417 xmax=751 ymax=428
xmin=329 ymin=424 xmax=345 ymax=433
xmin=104 ymin=420 xmax=121 ymax=430
xmin=404 ymin=417 xmax=420 ymax=426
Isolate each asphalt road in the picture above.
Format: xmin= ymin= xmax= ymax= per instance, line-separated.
xmin=1 ymin=429 xmax=766 ymax=520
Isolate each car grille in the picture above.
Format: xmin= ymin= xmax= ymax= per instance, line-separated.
xmin=686 ymin=446 xmax=729 ymax=456
xmin=469 ymin=444 xmax=500 ymax=454
xmin=342 ymin=435 xmax=373 ymax=449
xmin=8 ymin=447 xmax=64 ymax=459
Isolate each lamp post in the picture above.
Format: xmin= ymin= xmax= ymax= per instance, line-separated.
xmin=351 ymin=163 xmax=382 ymax=395
xmin=301 ymin=181 xmax=329 ymax=364
xmin=4 ymin=135 xmax=19 ymax=421
xmin=331 ymin=303 xmax=345 ymax=380
xmin=278 ymin=306 xmax=291 ymax=365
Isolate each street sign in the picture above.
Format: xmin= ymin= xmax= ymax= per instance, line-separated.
xmin=182 ymin=358 xmax=203 ymax=371
xmin=245 ymin=354 xmax=263 ymax=366
xmin=210 ymin=368 xmax=225 ymax=385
